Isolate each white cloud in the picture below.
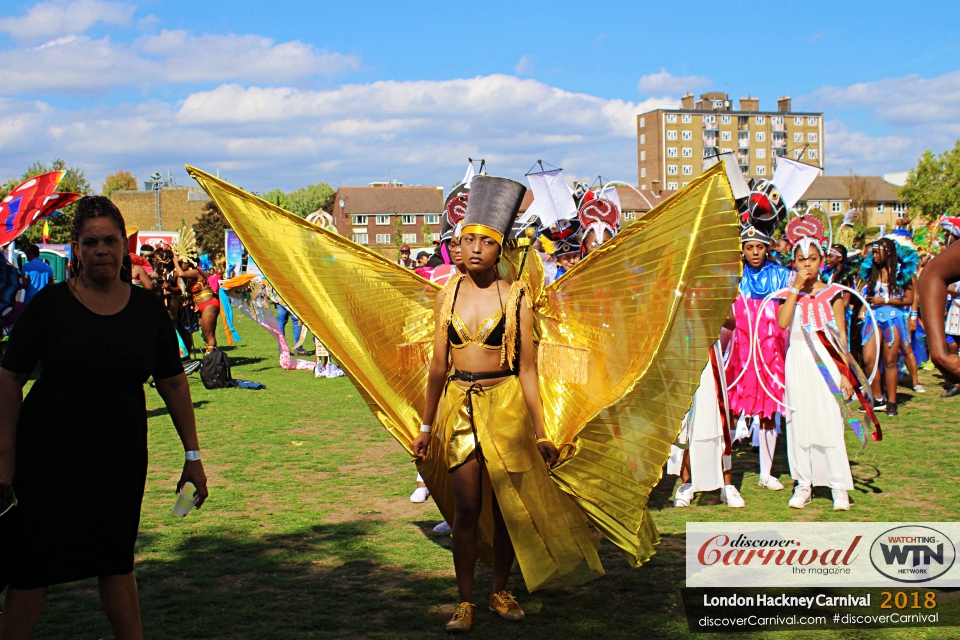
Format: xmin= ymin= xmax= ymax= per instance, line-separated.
xmin=637 ymin=68 xmax=710 ymax=96
xmin=515 ymin=55 xmax=535 ymax=76
xmin=0 ymin=0 xmax=134 ymax=44
xmin=823 ymin=120 xmax=918 ymax=174
xmin=0 ymin=30 xmax=361 ymax=94
xmin=0 ymin=76 xmax=676 ymax=193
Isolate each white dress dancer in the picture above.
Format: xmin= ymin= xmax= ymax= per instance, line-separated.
xmin=782 ymin=285 xmax=855 ymax=509
xmin=668 ymin=344 xmax=743 ymax=507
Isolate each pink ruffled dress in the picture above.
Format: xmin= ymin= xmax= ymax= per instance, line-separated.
xmin=725 ymin=261 xmax=791 ymax=420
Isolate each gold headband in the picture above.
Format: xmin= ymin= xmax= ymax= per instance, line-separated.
xmin=459 ymin=224 xmax=503 ymax=245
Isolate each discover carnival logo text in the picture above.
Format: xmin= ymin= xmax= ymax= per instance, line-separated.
xmin=686 ymin=523 xmax=960 ymax=587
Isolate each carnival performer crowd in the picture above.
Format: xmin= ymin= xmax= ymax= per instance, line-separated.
xmin=5 ymin=154 xmax=960 ymax=637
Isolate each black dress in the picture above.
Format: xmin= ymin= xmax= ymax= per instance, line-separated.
xmin=0 ymin=282 xmax=182 ymax=588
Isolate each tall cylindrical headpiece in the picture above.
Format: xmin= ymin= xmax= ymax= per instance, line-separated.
xmin=460 ymin=175 xmax=526 ymax=246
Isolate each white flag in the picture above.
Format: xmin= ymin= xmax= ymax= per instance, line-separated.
xmin=526 ymin=169 xmax=577 ymax=227
xmin=772 ymin=157 xmax=820 ymax=210
xmin=595 ymin=185 xmax=622 ymax=213
xmin=703 ymin=152 xmax=750 ymax=200
xmin=462 ymin=161 xmax=477 ymax=188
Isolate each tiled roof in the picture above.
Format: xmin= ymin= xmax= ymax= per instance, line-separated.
xmin=334 ymin=186 xmax=444 ymax=215
xmin=800 ymin=176 xmax=900 ymax=202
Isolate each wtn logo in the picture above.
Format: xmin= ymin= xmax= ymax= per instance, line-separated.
xmin=870 ymin=526 xmax=956 ymax=583
xmin=880 ymin=543 xmax=944 ymax=567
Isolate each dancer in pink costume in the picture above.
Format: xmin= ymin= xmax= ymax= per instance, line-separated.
xmin=725 ymin=225 xmax=791 ymax=491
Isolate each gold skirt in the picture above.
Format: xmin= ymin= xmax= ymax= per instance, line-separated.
xmin=417 ymin=376 xmax=604 ymax=592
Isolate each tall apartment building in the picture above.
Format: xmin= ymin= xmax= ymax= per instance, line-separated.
xmin=637 ymin=93 xmax=824 ymax=191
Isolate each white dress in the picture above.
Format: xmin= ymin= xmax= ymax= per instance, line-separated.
xmin=667 ymin=352 xmax=730 ymax=492
xmin=782 ymin=287 xmax=854 ymax=490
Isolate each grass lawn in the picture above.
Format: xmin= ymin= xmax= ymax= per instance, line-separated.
xmin=24 ymin=315 xmax=960 ymax=639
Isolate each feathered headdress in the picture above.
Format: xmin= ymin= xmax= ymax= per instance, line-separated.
xmin=857 ymin=235 xmax=919 ymax=288
xmin=171 ymin=223 xmax=198 ymax=266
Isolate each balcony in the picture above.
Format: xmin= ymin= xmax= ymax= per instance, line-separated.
xmin=702 ymin=121 xmax=719 ymax=131
xmin=771 ymin=139 xmax=786 ymax=149
xmin=772 ymin=123 xmax=785 ymax=132
xmin=739 ymin=140 xmax=750 ymax=149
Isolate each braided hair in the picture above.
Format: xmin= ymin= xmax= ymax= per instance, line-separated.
xmin=70 ymin=196 xmax=127 ymax=276
xmin=865 ymin=237 xmax=900 ymax=297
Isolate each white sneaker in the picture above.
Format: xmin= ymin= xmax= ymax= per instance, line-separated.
xmin=410 ymin=486 xmax=430 ymax=503
xmin=832 ymin=489 xmax=850 ymax=511
xmin=432 ymin=521 xmax=451 ymax=533
xmin=788 ymin=485 xmax=812 ymax=509
xmin=914 ymin=385 xmax=926 ymax=394
xmin=758 ymin=476 xmax=784 ymax=491
xmin=674 ymin=483 xmax=694 ymax=507
xmin=721 ymin=485 xmax=745 ymax=508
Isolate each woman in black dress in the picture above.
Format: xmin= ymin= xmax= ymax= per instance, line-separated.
xmin=0 ymin=196 xmax=209 ymax=639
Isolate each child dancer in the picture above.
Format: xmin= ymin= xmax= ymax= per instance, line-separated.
xmin=775 ymin=216 xmax=881 ymax=510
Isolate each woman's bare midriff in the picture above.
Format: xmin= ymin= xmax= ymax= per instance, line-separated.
xmin=451 ymin=344 xmax=510 ymax=387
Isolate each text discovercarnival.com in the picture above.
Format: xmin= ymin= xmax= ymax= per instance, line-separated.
xmin=680 ymin=522 xmax=960 ymax=632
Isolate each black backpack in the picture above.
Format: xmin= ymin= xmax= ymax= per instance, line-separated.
xmin=200 ymin=348 xmax=234 ymax=389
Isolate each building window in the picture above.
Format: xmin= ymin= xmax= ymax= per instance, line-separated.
xmin=401 ymin=233 xmax=417 ymax=244
xmin=756 ymin=166 xmax=766 ymax=176
xmin=721 ymin=147 xmax=732 ymax=154
xmin=640 ymin=134 xmax=645 ymax=144
xmin=755 ymin=131 xmax=766 ymax=142
xmin=682 ymin=181 xmax=689 ymax=187
xmin=375 ymin=215 xmax=390 ymax=225
xmin=771 ymin=116 xmax=783 ymax=125
xmin=807 ymin=116 xmax=818 ymax=126
xmin=353 ymin=215 xmax=368 ymax=225
xmin=667 ymin=147 xmax=678 ymax=157
xmin=756 ymin=148 xmax=766 ymax=158
xmin=375 ymin=233 xmax=391 ymax=244
xmin=831 ymin=201 xmax=841 ymax=213
xmin=894 ymin=202 xmax=907 ymax=213
xmin=808 ymin=133 xmax=818 ymax=143
xmin=667 ymin=165 xmax=678 ymax=175
xmin=625 ymin=211 xmax=636 ymax=221
xmin=424 ymin=214 xmax=440 ymax=224
xmin=640 ymin=168 xmax=647 ymax=178
xmin=401 ymin=214 xmax=416 ymax=225
xmin=721 ymin=131 xmax=731 ymax=142
xmin=721 ymin=115 xmax=731 ymax=124
xmin=353 ymin=233 xmax=369 ymax=245
xmin=808 ymin=149 xmax=818 ymax=160
xmin=755 ymin=116 xmax=765 ymax=125
xmin=704 ymin=115 xmax=715 ymax=123
xmin=640 ymin=151 xmax=646 ymax=161
xmin=639 ymin=117 xmax=645 ymax=128
xmin=682 ymin=147 xmax=693 ymax=158
xmin=667 ymin=130 xmax=677 ymax=141
xmin=682 ymin=165 xmax=693 ymax=175
xmin=681 ymin=114 xmax=692 ymax=123
xmin=876 ymin=203 xmax=885 ymax=212
xmin=794 ymin=132 xmax=803 ymax=143
xmin=667 ymin=181 xmax=679 ymax=190
xmin=681 ymin=130 xmax=693 ymax=141
xmin=667 ymin=114 xmax=677 ymax=124
xmin=794 ymin=148 xmax=803 ymax=159
xmin=794 ymin=116 xmax=803 ymax=125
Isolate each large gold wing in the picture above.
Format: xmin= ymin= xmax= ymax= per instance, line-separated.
xmin=528 ymin=164 xmax=742 ymax=565
xmin=187 ymin=166 xmax=439 ymax=453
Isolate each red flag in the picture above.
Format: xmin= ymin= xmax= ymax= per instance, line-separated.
xmin=0 ymin=172 xmax=81 ymax=246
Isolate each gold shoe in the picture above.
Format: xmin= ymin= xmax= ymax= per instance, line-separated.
xmin=445 ymin=602 xmax=474 ymax=633
xmin=489 ymin=590 xmax=525 ymax=621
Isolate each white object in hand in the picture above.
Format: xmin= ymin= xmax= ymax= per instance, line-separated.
xmin=173 ymin=482 xmax=198 ymax=517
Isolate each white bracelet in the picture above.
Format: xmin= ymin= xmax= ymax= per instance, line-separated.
xmin=420 ymin=424 xmax=431 ymax=433
xmin=185 ymin=450 xmax=202 ymax=462
xmin=884 ymin=295 xmax=889 ymax=304
xmin=789 ymin=287 xmax=800 ymax=295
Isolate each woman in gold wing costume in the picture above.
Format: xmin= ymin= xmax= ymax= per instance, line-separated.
xmin=185 ymin=162 xmax=743 ymax=630
xmin=412 ymin=176 xmax=602 ymax=631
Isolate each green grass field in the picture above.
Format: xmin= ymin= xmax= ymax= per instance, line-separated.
xmin=24 ymin=315 xmax=960 ymax=639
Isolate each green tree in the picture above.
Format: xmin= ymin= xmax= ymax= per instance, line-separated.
xmin=262 ymin=188 xmax=289 ymax=210
xmin=421 ymin=222 xmax=433 ymax=245
xmin=394 ymin=215 xmax=404 ymax=260
xmin=900 ymin=141 xmax=960 ymax=223
xmin=0 ymin=159 xmax=91 ymax=246
xmin=286 ymin=182 xmax=335 ymax=218
xmin=101 ymin=169 xmax=138 ymax=197
xmin=193 ymin=201 xmax=230 ymax=259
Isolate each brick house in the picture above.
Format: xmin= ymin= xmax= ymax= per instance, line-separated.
xmin=331 ymin=184 xmax=445 ymax=258
xmin=796 ymin=176 xmax=905 ymax=229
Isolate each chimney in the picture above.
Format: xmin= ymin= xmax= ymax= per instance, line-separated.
xmin=681 ymin=92 xmax=694 ymax=109
xmin=652 ymin=179 xmax=661 ymax=196
xmin=778 ymin=95 xmax=791 ymax=113
xmin=739 ymin=95 xmax=759 ymax=112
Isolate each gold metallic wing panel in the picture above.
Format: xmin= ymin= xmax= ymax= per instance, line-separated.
xmin=187 ymin=166 xmax=437 ymax=453
xmin=540 ymin=164 xmax=742 ymax=565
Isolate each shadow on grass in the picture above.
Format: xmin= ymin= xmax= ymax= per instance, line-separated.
xmin=33 ymin=522 xmax=695 ymax=640
xmin=227 ymin=356 xmax=268 ymax=367
xmin=146 ymin=400 xmax=210 ymax=419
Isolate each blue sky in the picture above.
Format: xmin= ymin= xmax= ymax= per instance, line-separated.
xmin=1 ymin=0 xmax=958 ymax=193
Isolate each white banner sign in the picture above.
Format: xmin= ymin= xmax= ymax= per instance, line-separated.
xmin=687 ymin=522 xmax=960 ymax=587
